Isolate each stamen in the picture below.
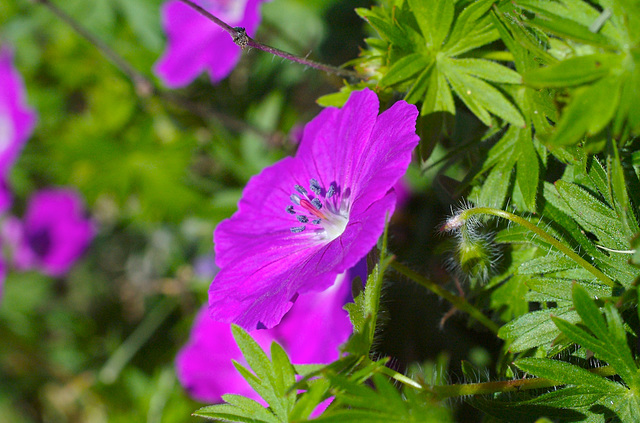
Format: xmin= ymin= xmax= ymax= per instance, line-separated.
xmin=311 ymin=219 xmax=321 ymax=225
xmin=326 ymin=183 xmax=335 ymax=198
xmin=290 ymin=194 xmax=301 ymax=205
xmin=309 ymin=179 xmax=322 ymax=195
xmin=297 ymin=215 xmax=309 ymax=223
xmin=295 ymin=185 xmax=307 ymax=195
xmin=286 ymin=205 xmax=295 ymax=214
xmin=290 ymin=226 xmax=305 ymax=233
xmin=311 ymin=198 xmax=323 ymax=209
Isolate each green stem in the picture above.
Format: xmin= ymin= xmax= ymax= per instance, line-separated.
xmin=458 ymin=207 xmax=615 ymax=287
xmin=390 ymin=261 xmax=500 ymax=334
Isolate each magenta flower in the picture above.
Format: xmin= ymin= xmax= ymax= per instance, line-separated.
xmin=209 ymin=89 xmax=419 ymax=329
xmin=3 ymin=188 xmax=94 ymax=277
xmin=155 ymin=0 xmax=266 ymax=88
xmin=0 ymin=46 xmax=37 ymax=211
xmin=177 ymin=269 xmax=354 ymax=403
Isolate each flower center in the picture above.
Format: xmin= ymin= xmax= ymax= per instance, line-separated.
xmin=286 ymin=178 xmax=349 ymax=241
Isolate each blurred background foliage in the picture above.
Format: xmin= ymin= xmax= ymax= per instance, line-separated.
xmin=0 ymin=0 xmax=493 ymax=421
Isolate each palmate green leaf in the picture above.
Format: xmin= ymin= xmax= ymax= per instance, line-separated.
xmin=514 ymin=0 xmax=616 ymax=46
xmin=443 ymin=61 xmax=525 ymax=127
xmin=471 ymin=396 xmax=588 ymax=422
xmin=555 ymin=180 xmax=631 ymax=251
xmin=231 ymin=325 xmax=279 ymax=394
xmin=194 ymin=403 xmax=278 ymax=423
xmin=524 ymin=54 xmax=621 ymax=88
xmin=552 ymin=286 xmax=639 ymax=389
xmin=477 ymin=150 xmax=515 ymax=209
xmin=515 ymin=358 xmax=626 ymax=394
xmin=444 ymin=0 xmax=496 ymax=56
xmin=514 ymin=128 xmax=539 ymax=211
xmin=315 ymin=373 xmax=451 ymax=423
xmin=422 ymin=66 xmax=455 ymax=114
xmin=289 ymin=378 xmax=330 ymax=421
xmin=498 ymin=307 xmax=580 ymax=353
xmin=526 ymin=278 xmax=611 ymax=303
xmin=548 ymin=76 xmax=623 ymax=146
xmin=379 ymin=53 xmax=431 ymax=87
xmin=355 ymin=7 xmax=413 ymax=52
xmin=449 ymin=58 xmax=522 ymax=84
xmin=407 ymin=0 xmax=453 ymax=50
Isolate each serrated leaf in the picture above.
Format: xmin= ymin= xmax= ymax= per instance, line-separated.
xmin=289 ymin=378 xmax=330 ymax=420
xmin=549 ymin=75 xmax=623 ymax=147
xmin=356 ymin=9 xmax=413 ymax=51
xmin=231 ymin=325 xmax=277 ymax=389
xmin=232 ymin=361 xmax=282 ymax=415
xmin=516 ymin=2 xmax=614 ymax=46
xmin=407 ymin=0 xmax=453 ymax=50
xmin=515 ymin=357 xmax=625 ymax=393
xmin=571 ymin=283 xmax=608 ymax=340
xmin=524 ymin=54 xmax=619 ymax=88
xmin=515 ymin=131 xmax=539 ymax=211
xmin=445 ymin=0 xmax=495 ymax=53
xmin=380 ymin=53 xmax=431 ymax=87
xmin=220 ymin=395 xmax=280 ymax=423
xmin=526 ymin=278 xmax=611 ymax=302
xmin=498 ymin=307 xmax=580 ymax=352
xmin=444 ymin=63 xmax=525 ymax=127
xmin=478 ymin=153 xmax=514 ymax=208
xmin=422 ymin=66 xmax=455 ymax=114
xmin=518 ymin=253 xmax=579 ymax=275
xmin=555 ymin=180 xmax=628 ymax=249
xmin=194 ymin=403 xmax=276 ymax=423
xmin=449 ymin=58 xmax=522 ymax=84
xmin=551 ymin=315 xmax=637 ymax=388
xmin=271 ymin=342 xmax=296 ymax=411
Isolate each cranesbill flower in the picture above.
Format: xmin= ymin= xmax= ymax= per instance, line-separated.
xmin=155 ymin=0 xmax=266 ymax=88
xmin=3 ymin=188 xmax=94 ymax=277
xmin=176 ymin=268 xmax=354 ymax=403
xmin=0 ymin=47 xmax=36 ymax=211
xmin=209 ymin=88 xmax=419 ymax=329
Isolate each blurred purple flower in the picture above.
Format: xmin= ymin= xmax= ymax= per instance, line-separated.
xmin=177 ymin=267 xmax=355 ymax=403
xmin=3 ymin=189 xmax=94 ymax=277
xmin=209 ymin=89 xmax=419 ymax=329
xmin=155 ymin=0 xmax=266 ymax=88
xmin=0 ymin=47 xmax=37 ymax=212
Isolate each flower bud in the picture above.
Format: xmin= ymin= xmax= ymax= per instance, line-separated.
xmin=454 ymin=228 xmax=497 ymax=282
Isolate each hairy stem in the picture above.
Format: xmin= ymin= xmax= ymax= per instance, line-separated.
xmin=176 ymin=0 xmax=364 ymax=81
xmin=453 ymin=207 xmax=615 ymax=287
xmin=428 ymin=365 xmax=616 ymax=399
xmin=390 ymin=260 xmax=500 ymax=334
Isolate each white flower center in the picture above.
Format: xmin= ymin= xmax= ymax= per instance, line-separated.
xmin=286 ymin=179 xmax=350 ymax=242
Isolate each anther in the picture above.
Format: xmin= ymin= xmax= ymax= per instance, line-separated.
xmin=295 ymin=185 xmax=307 ymax=195
xmin=290 ymin=226 xmax=305 ymax=233
xmin=311 ymin=198 xmax=323 ymax=209
xmin=290 ymin=194 xmax=301 ymax=205
xmin=286 ymin=205 xmax=295 ymax=214
xmin=311 ymin=219 xmax=321 ymax=225
xmin=326 ymin=183 xmax=335 ymax=198
xmin=297 ymin=215 xmax=309 ymax=223
xmin=309 ymin=179 xmax=322 ymax=195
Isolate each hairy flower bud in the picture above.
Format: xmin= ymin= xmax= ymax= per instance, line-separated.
xmin=453 ymin=227 xmax=498 ymax=283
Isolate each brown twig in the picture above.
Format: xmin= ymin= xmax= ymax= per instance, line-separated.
xmin=176 ymin=0 xmax=364 ymax=81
